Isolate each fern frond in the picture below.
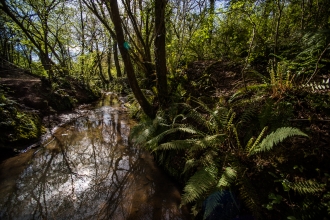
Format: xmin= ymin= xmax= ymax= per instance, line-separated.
xmin=191 ymin=134 xmax=227 ymax=151
xmin=229 ymin=84 xmax=269 ymax=103
xmin=290 ymin=180 xmax=324 ymax=195
xmin=191 ymin=97 xmax=213 ymax=113
xmin=146 ymin=126 xmax=203 ymax=149
xmin=182 ymin=167 xmax=218 ymax=204
xmin=130 ymin=120 xmax=157 ymax=144
xmin=248 ymin=126 xmax=268 ymax=155
xmin=182 ymin=103 xmax=211 ymax=131
xmin=239 ymin=177 xmax=262 ymax=218
xmin=130 ymin=115 xmax=169 ymax=145
xmin=208 ymin=107 xmax=228 ymax=132
xmin=217 ymin=107 xmax=230 ymax=125
xmin=182 ymin=158 xmax=197 ymax=174
xmin=200 ymin=149 xmax=218 ymax=167
xmin=217 ymin=167 xmax=237 ymax=188
xmin=303 ymin=78 xmax=330 ymax=91
xmin=231 ymin=125 xmax=242 ymax=150
xmin=156 ymin=139 xmax=196 ymax=151
xmin=250 ymin=127 xmax=308 ymax=155
xmin=238 ymin=105 xmax=258 ymax=127
xmin=245 ymin=137 xmax=255 ymax=152
xmin=226 ymin=112 xmax=236 ymax=131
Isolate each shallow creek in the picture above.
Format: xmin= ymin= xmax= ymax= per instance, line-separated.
xmin=0 ymin=93 xmax=191 ymax=220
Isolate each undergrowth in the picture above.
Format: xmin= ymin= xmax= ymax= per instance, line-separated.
xmin=129 ymin=59 xmax=330 ymax=219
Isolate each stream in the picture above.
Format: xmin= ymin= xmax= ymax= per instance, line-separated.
xmin=0 ymin=93 xmax=191 ymax=220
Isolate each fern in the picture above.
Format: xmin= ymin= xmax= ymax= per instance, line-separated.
xmin=229 ymin=84 xmax=269 ymax=103
xmin=290 ymin=180 xmax=324 ymax=195
xmin=130 ymin=115 xmax=167 ymax=144
xmin=303 ymin=78 xmax=330 ymax=92
xmin=147 ymin=126 xmax=202 ymax=145
xmin=191 ymin=134 xmax=226 ymax=151
xmin=182 ymin=166 xmax=218 ymax=205
xmin=238 ymin=105 xmax=258 ymax=127
xmin=250 ymin=127 xmax=308 ymax=155
xmin=245 ymin=137 xmax=255 ymax=152
xmin=239 ymin=177 xmax=262 ymax=219
xmin=248 ymin=126 xmax=268 ymax=154
xmin=217 ymin=167 xmax=237 ymax=188
xmin=182 ymin=103 xmax=212 ymax=131
xmin=182 ymin=158 xmax=197 ymax=174
xmin=157 ymin=139 xmax=196 ymax=151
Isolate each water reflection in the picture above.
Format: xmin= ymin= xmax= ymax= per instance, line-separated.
xmin=0 ymin=94 xmax=190 ymax=220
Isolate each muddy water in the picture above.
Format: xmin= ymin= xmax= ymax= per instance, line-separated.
xmin=0 ymin=93 xmax=191 ymax=220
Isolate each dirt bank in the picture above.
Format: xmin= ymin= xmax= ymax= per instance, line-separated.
xmin=0 ymin=62 xmax=100 ymax=161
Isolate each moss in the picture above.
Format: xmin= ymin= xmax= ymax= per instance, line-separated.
xmin=0 ymin=94 xmax=42 ymax=144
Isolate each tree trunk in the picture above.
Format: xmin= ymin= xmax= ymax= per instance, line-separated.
xmin=154 ymin=0 xmax=168 ymax=108
xmin=113 ymin=41 xmax=122 ymax=78
xmin=109 ymin=0 xmax=155 ymax=118
xmin=95 ymin=43 xmax=108 ymax=88
xmin=107 ymin=38 xmax=113 ymax=83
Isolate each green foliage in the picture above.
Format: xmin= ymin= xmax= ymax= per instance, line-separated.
xmin=290 ymin=180 xmax=324 ymax=195
xmin=182 ymin=166 xmax=218 ymax=204
xmin=131 ymin=98 xmax=309 ymax=218
xmin=249 ymin=127 xmax=308 ymax=155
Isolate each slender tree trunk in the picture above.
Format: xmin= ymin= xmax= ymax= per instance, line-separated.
xmin=79 ymin=0 xmax=86 ymax=83
xmin=95 ymin=42 xmax=108 ymax=88
xmin=209 ymin=0 xmax=215 ymax=44
xmin=154 ymin=0 xmax=168 ymax=108
xmin=107 ymin=38 xmax=113 ymax=83
xmin=109 ymin=0 xmax=155 ymax=118
xmin=113 ymin=41 xmax=122 ymax=78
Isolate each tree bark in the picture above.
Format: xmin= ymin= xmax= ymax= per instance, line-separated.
xmin=109 ymin=0 xmax=155 ymax=118
xmin=113 ymin=41 xmax=122 ymax=78
xmin=107 ymin=38 xmax=113 ymax=83
xmin=154 ymin=0 xmax=168 ymax=108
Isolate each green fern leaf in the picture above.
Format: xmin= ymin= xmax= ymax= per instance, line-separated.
xmin=146 ymin=126 xmax=202 ymax=148
xmin=157 ymin=139 xmax=196 ymax=151
xmin=217 ymin=167 xmax=237 ymax=188
xmin=181 ymin=103 xmax=211 ymax=130
xmin=290 ymin=180 xmax=324 ymax=195
xmin=182 ymin=167 xmax=218 ymax=204
xmin=239 ymin=178 xmax=262 ymax=218
xmin=250 ymin=127 xmax=308 ymax=155
xmin=190 ymin=134 xmax=226 ymax=152
xmin=248 ymin=126 xmax=268 ymax=154
xmin=182 ymin=158 xmax=196 ymax=174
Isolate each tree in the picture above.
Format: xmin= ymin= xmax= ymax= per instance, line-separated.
xmin=154 ymin=0 xmax=168 ymax=108
xmin=109 ymin=0 xmax=155 ymax=118
xmin=0 ymin=0 xmax=72 ymax=79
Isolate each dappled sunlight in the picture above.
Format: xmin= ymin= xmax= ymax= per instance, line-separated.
xmin=0 ymin=94 xmax=190 ymax=220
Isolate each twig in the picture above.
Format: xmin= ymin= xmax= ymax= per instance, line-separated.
xmin=306 ymin=42 xmax=330 ymax=84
